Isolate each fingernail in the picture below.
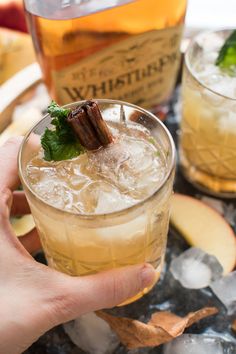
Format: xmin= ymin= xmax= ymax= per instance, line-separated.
xmin=140 ymin=264 xmax=156 ymax=288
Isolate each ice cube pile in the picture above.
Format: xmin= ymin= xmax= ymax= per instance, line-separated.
xmin=210 ymin=271 xmax=236 ymax=315
xmin=170 ymin=247 xmax=223 ymax=289
xmin=163 ymin=334 xmax=236 ymax=354
xmin=170 ymin=248 xmax=236 ymax=315
xmin=26 ymin=122 xmax=167 ymax=214
xmin=191 ymin=31 xmax=236 ymax=135
xmin=193 ymin=32 xmax=236 ymax=100
xmin=64 ymin=313 xmax=119 ymax=354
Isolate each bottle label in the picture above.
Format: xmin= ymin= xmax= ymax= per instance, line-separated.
xmin=52 ymin=25 xmax=183 ymax=108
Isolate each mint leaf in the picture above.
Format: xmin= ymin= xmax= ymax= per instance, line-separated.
xmin=216 ymin=30 xmax=236 ymax=75
xmin=41 ymin=101 xmax=84 ymax=161
xmin=41 ymin=128 xmax=83 ymax=161
xmin=47 ymin=101 xmax=70 ymax=119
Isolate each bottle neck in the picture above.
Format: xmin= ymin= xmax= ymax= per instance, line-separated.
xmin=24 ymin=0 xmax=137 ymax=20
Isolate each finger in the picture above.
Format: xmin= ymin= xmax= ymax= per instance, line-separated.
xmin=0 ymin=190 xmax=34 ymax=258
xmin=0 ymin=188 xmax=12 ymax=221
xmin=19 ymin=229 xmax=41 ymax=254
xmin=0 ymin=211 xmax=32 ymax=259
xmin=11 ymin=191 xmax=31 ymax=216
xmin=0 ymin=136 xmax=23 ymax=192
xmin=50 ymin=263 xmax=156 ymax=325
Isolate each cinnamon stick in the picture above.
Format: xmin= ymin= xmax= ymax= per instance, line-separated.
xmin=85 ymin=101 xmax=113 ymax=146
xmin=67 ymin=106 xmax=101 ymax=150
xmin=67 ymin=100 xmax=113 ymax=150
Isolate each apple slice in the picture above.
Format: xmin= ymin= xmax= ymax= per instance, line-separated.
xmin=0 ymin=107 xmax=42 ymax=146
xmin=0 ymin=0 xmax=27 ymax=33
xmin=170 ymin=193 xmax=236 ymax=274
xmin=11 ymin=214 xmax=35 ymax=237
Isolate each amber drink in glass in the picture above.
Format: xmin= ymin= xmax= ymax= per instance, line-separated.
xmin=19 ymin=99 xmax=175 ymax=304
xmin=180 ymin=30 xmax=236 ymax=197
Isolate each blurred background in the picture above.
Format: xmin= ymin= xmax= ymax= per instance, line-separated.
xmin=186 ymin=0 xmax=236 ymax=30
xmin=1 ymin=0 xmax=236 ymax=85
xmin=1 ymin=0 xmax=236 ymax=33
xmin=0 ymin=0 xmax=235 ymax=141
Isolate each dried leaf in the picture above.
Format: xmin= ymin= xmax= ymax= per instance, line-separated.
xmin=97 ymin=307 xmax=218 ymax=349
xmin=232 ymin=319 xmax=236 ymax=333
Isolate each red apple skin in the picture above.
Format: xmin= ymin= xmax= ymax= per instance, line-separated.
xmin=171 ymin=193 xmax=236 ymax=274
xmin=0 ymin=1 xmax=27 ymax=33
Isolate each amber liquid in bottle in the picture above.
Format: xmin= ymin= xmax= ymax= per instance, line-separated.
xmin=25 ymin=0 xmax=187 ymax=110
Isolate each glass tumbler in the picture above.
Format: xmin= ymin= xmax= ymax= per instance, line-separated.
xmin=180 ymin=30 xmax=236 ymax=198
xmin=19 ymin=99 xmax=175 ymax=304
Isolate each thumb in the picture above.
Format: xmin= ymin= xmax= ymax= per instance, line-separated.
xmin=51 ymin=263 xmax=156 ymax=325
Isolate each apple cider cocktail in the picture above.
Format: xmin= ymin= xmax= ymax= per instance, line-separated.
xmin=19 ymin=99 xmax=175 ymax=304
xmin=180 ymin=30 xmax=236 ymax=197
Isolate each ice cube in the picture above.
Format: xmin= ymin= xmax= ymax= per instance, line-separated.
xmin=87 ymin=141 xmax=130 ymax=179
xmin=201 ymin=88 xmax=224 ymax=107
xmin=163 ymin=334 xmax=236 ymax=354
xmin=63 ymin=312 xmax=119 ymax=354
xmin=79 ymin=181 xmax=135 ymax=213
xmin=210 ymin=271 xmax=236 ymax=315
xmin=170 ymin=248 xmax=223 ymax=289
xmin=87 ymin=134 xmax=165 ymax=200
xmin=211 ymin=76 xmax=236 ymax=99
xmin=95 ymin=188 xmax=135 ymax=214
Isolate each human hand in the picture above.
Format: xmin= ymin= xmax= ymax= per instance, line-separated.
xmin=0 ymin=137 xmax=156 ymax=354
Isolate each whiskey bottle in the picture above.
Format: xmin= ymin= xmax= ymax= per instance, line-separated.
xmin=24 ymin=0 xmax=187 ymax=112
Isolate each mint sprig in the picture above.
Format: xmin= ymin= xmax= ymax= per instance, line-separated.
xmin=41 ymin=101 xmax=84 ymax=161
xmin=216 ymin=30 xmax=236 ymax=76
